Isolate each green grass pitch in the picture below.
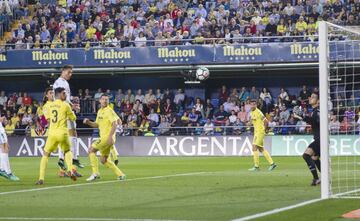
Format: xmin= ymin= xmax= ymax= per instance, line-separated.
xmin=0 ymin=157 xmax=359 ymax=221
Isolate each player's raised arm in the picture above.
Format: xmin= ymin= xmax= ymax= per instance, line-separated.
xmin=107 ymin=110 xmax=119 ymax=146
xmin=107 ymin=120 xmax=117 ymax=146
xmin=83 ymin=118 xmax=98 ymax=128
xmin=66 ymin=103 xmax=77 ymax=122
xmin=263 ymin=116 xmax=268 ymax=130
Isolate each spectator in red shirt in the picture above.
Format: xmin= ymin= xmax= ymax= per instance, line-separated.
xmin=130 ymin=17 xmax=139 ymax=28
xmin=181 ymin=23 xmax=190 ymax=34
xmin=247 ymin=20 xmax=257 ymax=34
xmin=23 ymin=92 xmax=32 ymax=106
xmin=171 ymin=6 xmax=181 ymax=19
xmin=95 ymin=25 xmax=103 ymax=41
xmin=340 ymin=117 xmax=352 ymax=133
xmin=219 ymin=85 xmax=228 ymax=105
xmin=99 ymin=6 xmax=108 ymax=19
xmin=122 ymin=100 xmax=133 ymax=115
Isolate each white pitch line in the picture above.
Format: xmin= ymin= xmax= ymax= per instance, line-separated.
xmin=332 ymin=188 xmax=360 ymax=198
xmin=334 ymin=196 xmax=360 ymax=199
xmin=0 ymin=218 xmax=191 ymax=221
xmin=231 ymin=198 xmax=323 ymax=221
xmin=233 ymin=188 xmax=360 ymax=221
xmin=0 ymin=172 xmax=208 ymax=196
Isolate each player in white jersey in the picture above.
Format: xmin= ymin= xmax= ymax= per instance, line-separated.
xmin=53 ymin=65 xmax=84 ymax=177
xmin=0 ymin=115 xmax=20 ymax=181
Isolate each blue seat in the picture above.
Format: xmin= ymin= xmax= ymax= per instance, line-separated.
xmin=211 ymin=98 xmax=219 ymax=108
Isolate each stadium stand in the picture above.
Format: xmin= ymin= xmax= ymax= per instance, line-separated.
xmin=0 ymin=85 xmax=359 ymax=136
xmin=1 ymin=0 xmax=359 ymax=48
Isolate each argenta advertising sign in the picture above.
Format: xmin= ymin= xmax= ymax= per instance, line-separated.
xmin=7 ymin=135 xmax=360 ymax=157
xmin=135 ymin=136 xmax=263 ymax=156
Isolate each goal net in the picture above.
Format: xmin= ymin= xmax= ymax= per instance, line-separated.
xmin=319 ymin=22 xmax=360 ymax=199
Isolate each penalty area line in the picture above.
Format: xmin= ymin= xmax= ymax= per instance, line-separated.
xmin=0 ymin=171 xmax=208 ymax=196
xmin=231 ymin=198 xmax=323 ymax=221
xmin=232 ymin=188 xmax=360 ymax=221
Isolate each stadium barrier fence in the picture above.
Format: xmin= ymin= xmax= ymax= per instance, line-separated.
xmin=4 ymin=124 xmax=359 ymax=157
xmin=5 ymin=124 xmax=358 ymax=137
xmin=2 ymin=33 xmax=353 ymax=50
xmin=5 ymin=129 xmax=359 ymax=157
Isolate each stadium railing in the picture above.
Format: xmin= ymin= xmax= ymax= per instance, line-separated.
xmin=78 ymin=98 xmax=97 ymax=115
xmin=2 ymin=32 xmax=350 ymax=50
xmin=2 ymin=35 xmax=322 ymax=49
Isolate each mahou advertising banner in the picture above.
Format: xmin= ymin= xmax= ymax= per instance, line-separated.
xmin=1 ymin=42 xmax=359 ymax=70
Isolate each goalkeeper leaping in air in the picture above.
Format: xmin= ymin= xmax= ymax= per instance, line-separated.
xmin=294 ymin=92 xmax=321 ymax=186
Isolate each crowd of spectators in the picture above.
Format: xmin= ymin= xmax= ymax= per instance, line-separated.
xmin=3 ymin=0 xmax=360 ymax=49
xmin=0 ymin=85 xmax=359 ymax=136
xmin=76 ymin=85 xmax=359 ymax=136
xmin=0 ymin=0 xmax=28 ymax=37
xmin=0 ymin=90 xmax=37 ymax=135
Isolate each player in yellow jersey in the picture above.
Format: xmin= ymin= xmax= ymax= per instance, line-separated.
xmin=41 ymin=87 xmax=54 ymax=121
xmin=36 ymin=87 xmax=78 ymax=185
xmin=248 ymin=100 xmax=277 ymax=171
xmin=41 ymin=87 xmax=80 ymax=178
xmin=83 ymin=93 xmax=126 ymax=181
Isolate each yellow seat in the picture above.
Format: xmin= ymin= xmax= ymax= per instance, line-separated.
xmin=4 ymin=32 xmax=12 ymax=40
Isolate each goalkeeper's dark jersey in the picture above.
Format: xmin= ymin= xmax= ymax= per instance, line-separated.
xmin=304 ymin=107 xmax=320 ymax=140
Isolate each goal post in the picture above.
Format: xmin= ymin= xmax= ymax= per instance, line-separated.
xmin=319 ymin=21 xmax=330 ymax=199
xmin=319 ymin=21 xmax=360 ymax=199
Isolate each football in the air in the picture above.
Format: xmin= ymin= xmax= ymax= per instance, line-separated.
xmin=196 ymin=67 xmax=210 ymax=81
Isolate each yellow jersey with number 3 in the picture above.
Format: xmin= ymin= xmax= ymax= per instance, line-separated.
xmin=96 ymin=106 xmax=119 ymax=139
xmin=250 ymin=108 xmax=265 ymax=134
xmin=44 ymin=99 xmax=76 ymax=135
xmin=42 ymin=101 xmax=52 ymax=118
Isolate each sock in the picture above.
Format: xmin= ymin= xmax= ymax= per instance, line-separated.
xmin=0 ymin=153 xmax=5 ymax=172
xmin=110 ymin=148 xmax=118 ymax=162
xmin=58 ymin=148 xmax=64 ymax=160
xmin=303 ymin=153 xmax=319 ymax=179
xmin=104 ymin=160 xmax=124 ymax=177
xmin=58 ymin=157 xmax=65 ymax=171
xmin=0 ymin=147 xmax=3 ymax=171
xmin=70 ymin=137 xmax=78 ymax=160
xmin=64 ymin=151 xmax=74 ymax=173
xmin=314 ymin=159 xmax=321 ymax=172
xmin=39 ymin=155 xmax=49 ymax=180
xmin=253 ymin=150 xmax=260 ymax=168
xmin=262 ymin=149 xmax=274 ymax=165
xmin=0 ymin=153 xmax=11 ymax=174
xmin=89 ymin=152 xmax=99 ymax=175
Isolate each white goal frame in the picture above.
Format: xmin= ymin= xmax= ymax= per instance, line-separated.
xmin=319 ymin=21 xmax=360 ymax=199
xmin=318 ymin=21 xmax=330 ymax=199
